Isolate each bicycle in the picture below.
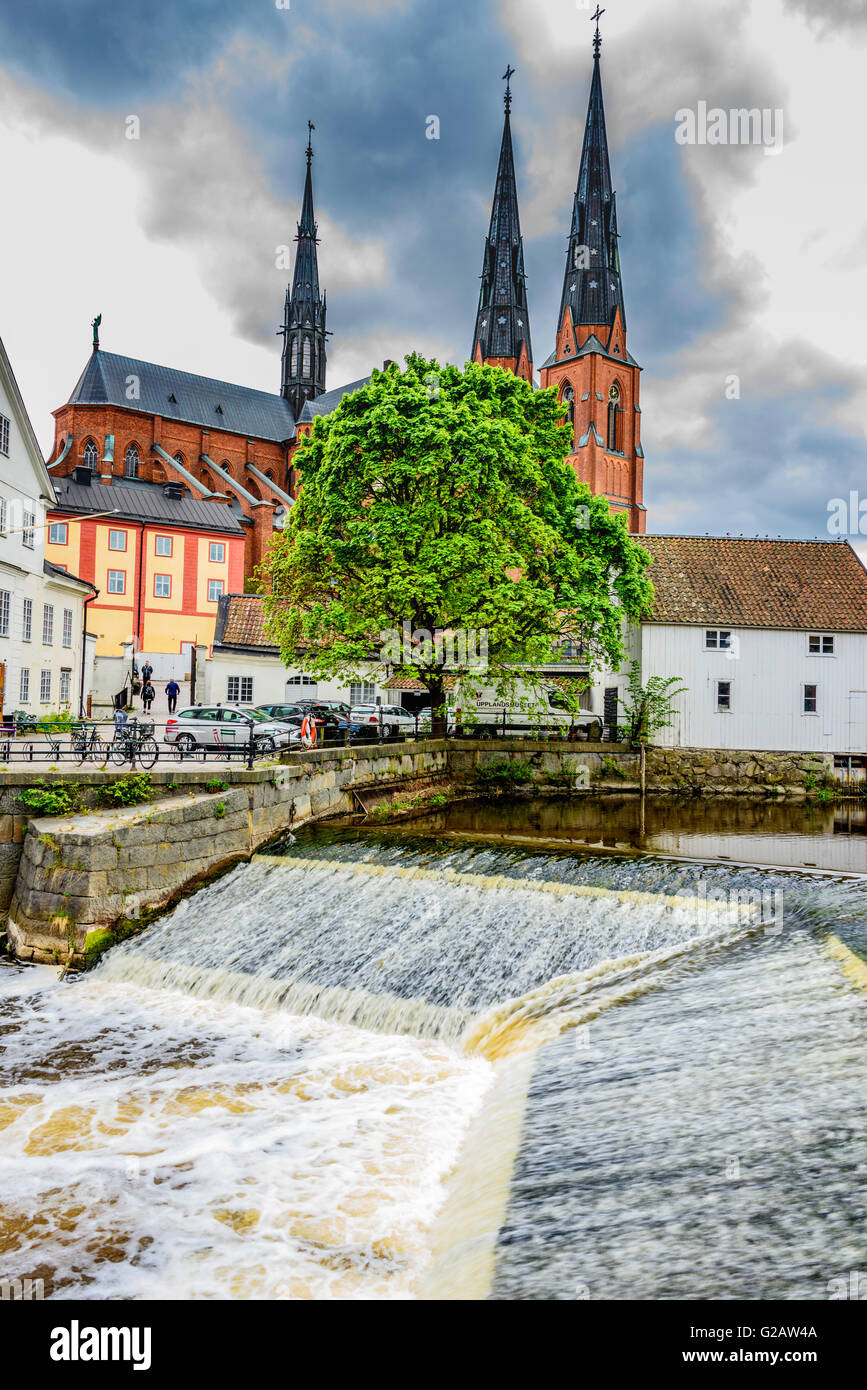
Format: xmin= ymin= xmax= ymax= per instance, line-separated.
xmin=71 ymin=722 xmax=110 ymax=765
xmin=108 ymin=719 xmax=160 ymax=770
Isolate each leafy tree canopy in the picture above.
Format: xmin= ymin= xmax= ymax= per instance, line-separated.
xmin=261 ymin=354 xmax=653 ymax=731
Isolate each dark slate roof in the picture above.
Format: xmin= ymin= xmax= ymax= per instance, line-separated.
xmin=638 ymin=536 xmax=867 ymax=632
xmin=43 ymin=558 xmax=94 ymax=591
xmin=296 ymin=375 xmax=372 ymax=421
xmin=50 ymin=477 xmax=245 ymax=535
xmin=213 ymin=593 xmax=279 ymax=651
xmin=68 ymin=350 xmax=297 ymax=443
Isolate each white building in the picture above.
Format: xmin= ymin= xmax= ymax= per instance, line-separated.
xmin=201 ymin=594 xmax=384 ymax=708
xmin=0 ymin=336 xmax=95 ymax=719
xmin=633 ymin=536 xmax=867 ymax=754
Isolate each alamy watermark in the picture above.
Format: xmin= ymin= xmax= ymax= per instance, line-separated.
xmin=380 ymin=620 xmax=488 ymax=671
xmin=827 ymin=491 xmax=867 ymax=537
xmin=678 ymin=878 xmax=783 ymax=934
xmin=675 ymin=102 xmax=784 ymax=157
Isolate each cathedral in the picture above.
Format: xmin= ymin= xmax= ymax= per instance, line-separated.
xmin=45 ymin=22 xmax=645 ymax=594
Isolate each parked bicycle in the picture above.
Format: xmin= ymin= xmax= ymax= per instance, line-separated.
xmin=108 ymin=719 xmax=160 ymax=770
xmin=71 ymin=722 xmax=110 ymax=765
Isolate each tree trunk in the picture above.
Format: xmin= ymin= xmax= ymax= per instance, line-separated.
xmin=428 ymin=675 xmax=447 ymax=741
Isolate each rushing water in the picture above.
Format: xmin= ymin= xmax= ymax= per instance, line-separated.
xmin=1 ymin=807 xmax=865 ymax=1299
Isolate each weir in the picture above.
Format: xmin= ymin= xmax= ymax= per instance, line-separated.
xmin=1 ymin=819 xmax=865 ymax=1300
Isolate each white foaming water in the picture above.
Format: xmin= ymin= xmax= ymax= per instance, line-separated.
xmin=2 ymin=836 xmax=864 ymax=1300
xmin=0 ymin=964 xmax=491 ymax=1300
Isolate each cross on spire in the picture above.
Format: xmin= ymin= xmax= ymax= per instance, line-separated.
xmin=591 ymin=5 xmax=605 ymax=58
xmin=503 ymin=64 xmax=515 ymax=113
xmin=306 ymin=120 xmax=315 ymax=164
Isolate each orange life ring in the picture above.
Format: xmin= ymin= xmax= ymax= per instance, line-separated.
xmin=300 ymin=714 xmax=317 ymax=747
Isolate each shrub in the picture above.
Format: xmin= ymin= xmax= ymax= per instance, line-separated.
xmin=474 ymin=758 xmax=535 ymax=788
xmin=96 ymin=774 xmax=154 ymax=808
xmin=17 ymin=782 xmax=82 ymax=816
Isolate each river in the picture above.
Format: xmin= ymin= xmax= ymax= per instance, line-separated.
xmin=1 ymin=798 xmax=865 ymax=1299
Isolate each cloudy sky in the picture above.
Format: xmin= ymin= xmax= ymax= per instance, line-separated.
xmin=1 ymin=0 xmax=865 ymax=545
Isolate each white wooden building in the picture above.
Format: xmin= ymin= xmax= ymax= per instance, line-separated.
xmin=0 ymin=336 xmax=95 ymax=719
xmin=633 ymin=536 xmax=867 ymax=754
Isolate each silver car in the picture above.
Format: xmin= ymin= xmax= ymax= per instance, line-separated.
xmin=164 ymin=704 xmax=293 ymax=753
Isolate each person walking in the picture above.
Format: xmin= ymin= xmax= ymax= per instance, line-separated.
xmin=165 ymin=679 xmax=180 ymax=714
xmin=141 ymin=661 xmax=154 ymax=685
xmin=141 ymin=681 xmax=155 ymax=714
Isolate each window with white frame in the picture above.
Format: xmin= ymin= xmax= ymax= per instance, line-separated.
xmin=155 ymin=535 xmax=172 ymax=557
xmin=0 ymin=497 xmax=7 ymax=535
xmin=60 ymin=669 xmax=71 ymax=704
xmin=716 ymin=680 xmax=732 ymax=711
xmin=0 ymin=413 xmax=9 ymax=456
xmin=286 ymin=674 xmax=316 ymax=686
xmin=808 ymin=634 xmax=834 ymax=656
xmin=207 ymin=579 xmax=224 ymax=602
xmin=42 ymin=604 xmax=54 ymax=644
xmin=154 ymin=574 xmax=171 ymax=598
xmin=227 ymin=676 xmax=253 ymax=703
xmin=209 ymin=542 xmax=225 ymax=563
xmin=22 ymin=510 xmax=35 ymax=548
xmin=804 ymin=683 xmax=818 ymax=714
xmin=350 ymin=682 xmax=377 ymax=704
xmin=0 ymin=590 xmax=9 ymax=638
xmin=40 ymin=669 xmax=51 ymax=702
xmin=22 ymin=597 xmax=32 ymax=642
xmin=49 ymin=522 xmax=68 ymax=544
xmin=19 ymin=668 xmax=30 ymax=702
xmin=108 ymin=570 xmax=125 ymax=594
xmin=62 ymin=608 xmax=73 ymax=647
xmin=706 ymin=630 xmax=732 ymax=650
xmin=109 ymin=529 xmax=127 ymax=551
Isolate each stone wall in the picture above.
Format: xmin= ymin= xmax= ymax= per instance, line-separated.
xmin=0 ymin=738 xmax=841 ymax=966
xmin=3 ymin=741 xmax=449 ymax=965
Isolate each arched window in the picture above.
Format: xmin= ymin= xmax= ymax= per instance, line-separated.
xmin=83 ymin=439 xmax=98 ymax=471
xmin=607 ymin=384 xmax=621 ymax=453
xmin=290 ymin=339 xmax=298 ymax=376
xmin=560 ymin=385 xmax=575 ymax=449
xmin=302 ymin=339 xmax=311 ymax=378
xmin=173 ymin=452 xmax=186 ymax=471
xmin=124 ymin=444 xmax=139 ymax=478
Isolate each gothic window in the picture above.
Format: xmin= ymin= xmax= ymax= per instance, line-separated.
xmin=83 ymin=439 xmax=98 ymax=471
xmin=560 ymin=385 xmax=576 ymax=448
xmin=290 ymin=340 xmax=298 ymax=376
xmin=302 ymin=339 xmax=311 ymax=378
xmin=124 ymin=444 xmax=139 ymax=478
xmin=607 ymin=384 xmax=621 ymax=453
xmin=173 ymin=452 xmax=186 ymax=469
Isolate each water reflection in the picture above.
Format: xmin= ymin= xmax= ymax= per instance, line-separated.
xmin=392 ymin=796 xmax=867 ymax=874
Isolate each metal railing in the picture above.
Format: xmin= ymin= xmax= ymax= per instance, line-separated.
xmin=0 ymin=718 xmax=271 ymax=770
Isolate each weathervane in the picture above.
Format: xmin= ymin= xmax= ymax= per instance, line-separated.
xmin=591 ymin=5 xmax=605 ymax=58
xmin=503 ymin=64 xmax=515 ymax=114
xmin=306 ymin=119 xmax=315 ymax=164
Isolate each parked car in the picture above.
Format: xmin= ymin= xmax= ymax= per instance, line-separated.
xmin=349 ymin=703 xmax=417 ymax=740
xmin=295 ymin=699 xmax=351 ymax=718
xmin=287 ymin=702 xmax=351 ymax=743
xmin=164 ymin=704 xmax=294 ymax=753
xmin=254 ymin=703 xmax=308 ymax=724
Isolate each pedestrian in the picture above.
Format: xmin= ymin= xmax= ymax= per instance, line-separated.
xmin=141 ymin=661 xmax=154 ymax=685
xmin=142 ymin=681 xmax=155 ymax=714
xmin=165 ymin=679 xmax=180 ymax=714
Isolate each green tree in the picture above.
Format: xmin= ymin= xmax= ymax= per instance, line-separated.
xmin=261 ymin=355 xmax=654 ymax=738
xmin=619 ymin=667 xmax=689 ymax=747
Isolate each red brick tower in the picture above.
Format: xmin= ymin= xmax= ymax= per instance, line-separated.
xmin=538 ymin=20 xmax=646 ymax=533
xmin=470 ymin=67 xmax=533 ymax=383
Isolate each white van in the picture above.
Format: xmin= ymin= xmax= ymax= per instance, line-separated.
xmin=446 ymin=680 xmax=603 ymax=741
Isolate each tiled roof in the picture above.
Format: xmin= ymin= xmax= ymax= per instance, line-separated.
xmin=638 ymin=536 xmax=867 ymax=632
xmin=67 ymin=350 xmax=297 ymax=443
xmin=213 ymin=593 xmax=279 ymax=650
xmin=51 ymin=478 xmax=244 ymax=534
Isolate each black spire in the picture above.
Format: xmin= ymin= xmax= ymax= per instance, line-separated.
xmin=471 ymin=68 xmax=532 ymax=373
xmin=281 ymin=121 xmax=327 ymax=415
xmin=558 ymin=17 xmax=626 ymax=340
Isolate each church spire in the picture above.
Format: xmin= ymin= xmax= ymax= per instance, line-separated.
xmin=558 ymin=12 xmax=626 ymax=340
xmin=470 ymin=67 xmax=533 ymax=382
xmin=281 ymin=121 xmax=327 ymax=416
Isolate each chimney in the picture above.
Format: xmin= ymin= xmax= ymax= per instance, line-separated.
xmin=71 ymin=466 xmax=92 ymax=486
xmin=383 ymin=359 xmax=395 ymax=370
